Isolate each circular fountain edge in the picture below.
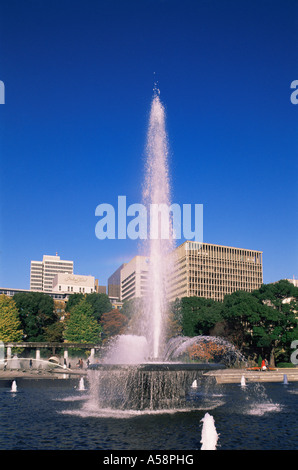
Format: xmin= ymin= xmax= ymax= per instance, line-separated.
xmin=88 ymin=363 xmax=226 ymax=372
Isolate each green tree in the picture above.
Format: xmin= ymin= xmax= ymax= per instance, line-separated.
xmin=121 ymin=298 xmax=144 ymax=320
xmin=13 ymin=292 xmax=55 ymax=342
xmin=65 ymin=293 xmax=84 ymax=313
xmin=44 ymin=321 xmax=64 ymax=342
xmin=221 ymin=284 xmax=298 ymax=366
xmin=85 ymin=293 xmax=112 ymax=322
xmin=252 ymin=280 xmax=298 ymax=365
xmin=0 ymin=295 xmax=23 ymax=342
xmin=180 ymin=296 xmax=223 ymax=337
xmin=167 ymin=298 xmax=183 ymax=339
xmin=64 ymin=299 xmax=102 ymax=343
xmin=254 ymin=280 xmax=298 ymax=313
xmin=121 ymin=298 xmax=146 ymax=336
xmin=221 ymin=290 xmax=267 ymax=351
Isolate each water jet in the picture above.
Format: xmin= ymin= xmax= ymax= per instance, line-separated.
xmin=86 ymin=91 xmax=228 ymax=413
xmin=241 ymin=376 xmax=246 ymax=387
xmin=200 ymin=412 xmax=219 ymax=450
xmin=78 ymin=377 xmax=86 ymax=391
xmin=10 ymin=380 xmax=17 ymax=393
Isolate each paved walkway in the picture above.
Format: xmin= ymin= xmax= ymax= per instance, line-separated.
xmin=0 ymin=368 xmax=87 ymax=380
xmin=204 ymin=367 xmax=298 ymax=383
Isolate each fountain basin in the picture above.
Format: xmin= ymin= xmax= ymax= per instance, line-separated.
xmin=87 ymin=363 xmax=225 ymax=411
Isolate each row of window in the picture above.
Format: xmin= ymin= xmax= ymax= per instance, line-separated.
xmin=58 ymin=285 xmax=93 ymax=293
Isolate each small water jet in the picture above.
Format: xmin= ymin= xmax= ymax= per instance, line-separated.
xmin=200 ymin=412 xmax=219 ymax=450
xmin=10 ymin=380 xmax=17 ymax=393
xmin=283 ymin=374 xmax=288 ymax=385
xmin=241 ymin=376 xmax=246 ymax=387
xmin=78 ymin=377 xmax=86 ymax=391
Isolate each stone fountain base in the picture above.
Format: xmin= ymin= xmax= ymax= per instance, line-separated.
xmin=87 ymin=362 xmax=225 ymax=411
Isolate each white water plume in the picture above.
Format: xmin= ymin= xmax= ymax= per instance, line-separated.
xmin=200 ymin=412 xmax=219 ymax=450
xmin=142 ymin=90 xmax=175 ymax=359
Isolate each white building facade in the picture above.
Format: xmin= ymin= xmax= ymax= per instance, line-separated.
xmin=120 ymin=256 xmax=149 ymax=302
xmin=30 ymin=254 xmax=74 ymax=292
xmin=52 ymin=273 xmax=95 ymax=294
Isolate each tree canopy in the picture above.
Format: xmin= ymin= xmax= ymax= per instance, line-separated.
xmin=13 ymin=292 xmax=55 ymax=342
xmin=179 ymin=296 xmax=222 ymax=337
xmin=64 ymin=299 xmax=102 ymax=343
xmin=101 ymin=309 xmax=128 ymax=340
xmin=0 ymin=278 xmax=295 ymax=366
xmin=0 ymin=295 xmax=23 ymax=342
xmin=65 ymin=292 xmax=112 ymax=322
xmin=172 ymin=280 xmax=298 ymax=366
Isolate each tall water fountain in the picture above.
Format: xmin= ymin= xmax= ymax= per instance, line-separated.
xmin=87 ymin=90 xmax=227 ymax=412
xmin=142 ymin=88 xmax=174 ymax=359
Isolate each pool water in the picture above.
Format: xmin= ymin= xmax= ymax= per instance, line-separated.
xmin=0 ymin=378 xmax=297 ymax=450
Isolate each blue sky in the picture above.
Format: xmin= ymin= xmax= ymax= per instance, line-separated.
xmin=0 ymin=0 xmax=297 ymax=289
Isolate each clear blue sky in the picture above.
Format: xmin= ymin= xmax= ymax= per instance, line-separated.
xmin=0 ymin=0 xmax=297 ymax=289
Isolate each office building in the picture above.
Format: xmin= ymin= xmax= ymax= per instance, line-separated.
xmin=108 ymin=263 xmax=126 ymax=299
xmin=30 ymin=254 xmax=74 ymax=293
xmin=114 ymin=241 xmax=263 ymax=304
xmin=120 ymin=256 xmax=149 ymax=302
xmin=168 ymin=241 xmax=263 ymax=302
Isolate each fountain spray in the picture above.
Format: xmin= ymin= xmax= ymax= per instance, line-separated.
xmin=143 ymin=89 xmax=174 ymax=359
xmin=200 ymin=413 xmax=219 ymax=450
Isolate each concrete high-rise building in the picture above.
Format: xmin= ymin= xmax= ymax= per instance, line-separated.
xmin=30 ymin=254 xmax=74 ymax=292
xmin=108 ymin=263 xmax=127 ymax=300
xmin=168 ymin=241 xmax=263 ymax=302
xmin=120 ymin=256 xmax=149 ymax=302
xmin=114 ymin=242 xmax=263 ymax=304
